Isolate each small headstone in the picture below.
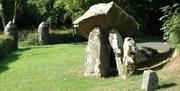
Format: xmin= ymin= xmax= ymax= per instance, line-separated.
xmin=142 ymin=70 xmax=159 ymax=91
xmin=108 ymin=28 xmax=123 ymax=76
xmin=38 ymin=22 xmax=49 ymax=44
xmin=84 ymin=27 xmax=111 ymax=77
xmin=4 ymin=21 xmax=18 ymax=49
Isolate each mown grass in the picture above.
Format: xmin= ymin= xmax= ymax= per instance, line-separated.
xmin=0 ymin=43 xmax=179 ymax=91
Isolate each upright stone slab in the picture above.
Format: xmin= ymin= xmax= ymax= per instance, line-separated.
xmin=4 ymin=21 xmax=18 ymax=49
xmin=38 ymin=22 xmax=49 ymax=44
xmin=121 ymin=37 xmax=138 ymax=78
xmin=84 ymin=27 xmax=111 ymax=77
xmin=142 ymin=70 xmax=159 ymax=91
xmin=108 ymin=28 xmax=123 ymax=76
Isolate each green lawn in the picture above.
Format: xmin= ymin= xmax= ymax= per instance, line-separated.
xmin=0 ymin=43 xmax=179 ymax=91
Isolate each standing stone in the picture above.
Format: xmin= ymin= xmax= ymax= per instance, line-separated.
xmin=142 ymin=70 xmax=159 ymax=91
xmin=38 ymin=22 xmax=49 ymax=44
xmin=84 ymin=27 xmax=111 ymax=77
xmin=108 ymin=28 xmax=123 ymax=76
xmin=121 ymin=37 xmax=138 ymax=78
xmin=4 ymin=21 xmax=18 ymax=49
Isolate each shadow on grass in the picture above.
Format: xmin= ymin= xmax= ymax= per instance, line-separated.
xmin=158 ymin=82 xmax=177 ymax=89
xmin=0 ymin=52 xmax=21 ymax=73
xmin=48 ymin=33 xmax=87 ymax=44
xmin=0 ymin=46 xmax=50 ymax=73
xmin=70 ymin=42 xmax=87 ymax=46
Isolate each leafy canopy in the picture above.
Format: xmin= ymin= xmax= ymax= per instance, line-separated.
xmin=160 ymin=3 xmax=180 ymax=51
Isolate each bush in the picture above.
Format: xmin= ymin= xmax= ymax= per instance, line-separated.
xmin=18 ymin=29 xmax=38 ymax=46
xmin=160 ymin=3 xmax=180 ymax=51
xmin=48 ymin=30 xmax=87 ymax=44
xmin=0 ymin=35 xmax=14 ymax=59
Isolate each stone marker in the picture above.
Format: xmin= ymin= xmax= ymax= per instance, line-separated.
xmin=4 ymin=21 xmax=18 ymax=49
xmin=121 ymin=37 xmax=138 ymax=78
xmin=142 ymin=70 xmax=159 ymax=91
xmin=108 ymin=28 xmax=123 ymax=76
xmin=84 ymin=27 xmax=111 ymax=77
xmin=38 ymin=22 xmax=49 ymax=44
xmin=73 ymin=1 xmax=138 ymax=38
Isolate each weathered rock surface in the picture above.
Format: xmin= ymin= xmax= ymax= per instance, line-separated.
xmin=4 ymin=21 xmax=18 ymax=49
xmin=121 ymin=37 xmax=138 ymax=78
xmin=142 ymin=70 xmax=159 ymax=91
xmin=73 ymin=1 xmax=138 ymax=38
xmin=108 ymin=28 xmax=123 ymax=76
xmin=140 ymin=46 xmax=159 ymax=58
xmin=84 ymin=27 xmax=111 ymax=77
xmin=135 ymin=46 xmax=159 ymax=64
xmin=38 ymin=22 xmax=49 ymax=44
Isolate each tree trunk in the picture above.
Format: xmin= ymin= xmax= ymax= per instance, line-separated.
xmin=0 ymin=0 xmax=15 ymax=28
xmin=12 ymin=1 xmax=17 ymax=23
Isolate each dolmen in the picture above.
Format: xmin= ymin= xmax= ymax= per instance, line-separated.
xmin=73 ymin=1 xmax=157 ymax=78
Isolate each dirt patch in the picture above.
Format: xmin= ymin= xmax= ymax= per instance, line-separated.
xmin=162 ymin=52 xmax=180 ymax=78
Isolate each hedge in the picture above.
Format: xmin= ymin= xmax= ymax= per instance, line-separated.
xmin=0 ymin=35 xmax=14 ymax=59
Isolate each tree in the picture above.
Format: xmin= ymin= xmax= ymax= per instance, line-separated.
xmin=0 ymin=0 xmax=15 ymax=28
xmin=13 ymin=0 xmax=25 ymax=23
xmin=0 ymin=0 xmax=24 ymax=28
xmin=27 ymin=0 xmax=66 ymax=29
xmin=160 ymin=3 xmax=180 ymax=60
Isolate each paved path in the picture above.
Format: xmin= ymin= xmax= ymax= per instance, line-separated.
xmin=137 ymin=42 xmax=171 ymax=52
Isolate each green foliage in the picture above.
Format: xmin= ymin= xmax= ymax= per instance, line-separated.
xmin=18 ymin=29 xmax=86 ymax=45
xmin=124 ymin=0 xmax=176 ymax=36
xmin=0 ymin=0 xmax=15 ymax=27
xmin=27 ymin=0 xmax=48 ymax=16
xmin=160 ymin=3 xmax=180 ymax=50
xmin=54 ymin=0 xmax=126 ymax=21
xmin=0 ymin=35 xmax=14 ymax=59
xmin=26 ymin=0 xmax=66 ymax=28
xmin=18 ymin=29 xmax=38 ymax=45
xmin=48 ymin=30 xmax=87 ymax=44
xmin=15 ymin=0 xmax=41 ymax=27
xmin=55 ymin=0 xmax=84 ymax=21
xmin=0 ymin=0 xmax=179 ymax=36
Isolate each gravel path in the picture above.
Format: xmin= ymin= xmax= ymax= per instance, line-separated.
xmin=137 ymin=42 xmax=171 ymax=52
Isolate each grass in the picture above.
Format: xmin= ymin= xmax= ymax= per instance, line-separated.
xmin=0 ymin=43 xmax=179 ymax=91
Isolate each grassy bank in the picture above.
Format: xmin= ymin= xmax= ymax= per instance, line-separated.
xmin=0 ymin=43 xmax=179 ymax=91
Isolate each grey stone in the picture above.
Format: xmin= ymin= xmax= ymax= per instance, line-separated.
xmin=142 ymin=70 xmax=159 ymax=91
xmin=73 ymin=1 xmax=139 ymax=38
xmin=121 ymin=37 xmax=138 ymax=78
xmin=38 ymin=22 xmax=49 ymax=44
xmin=135 ymin=46 xmax=159 ymax=64
xmin=4 ymin=21 xmax=18 ymax=49
xmin=84 ymin=27 xmax=111 ymax=77
xmin=108 ymin=28 xmax=123 ymax=76
xmin=140 ymin=46 xmax=159 ymax=58
xmin=135 ymin=50 xmax=148 ymax=64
